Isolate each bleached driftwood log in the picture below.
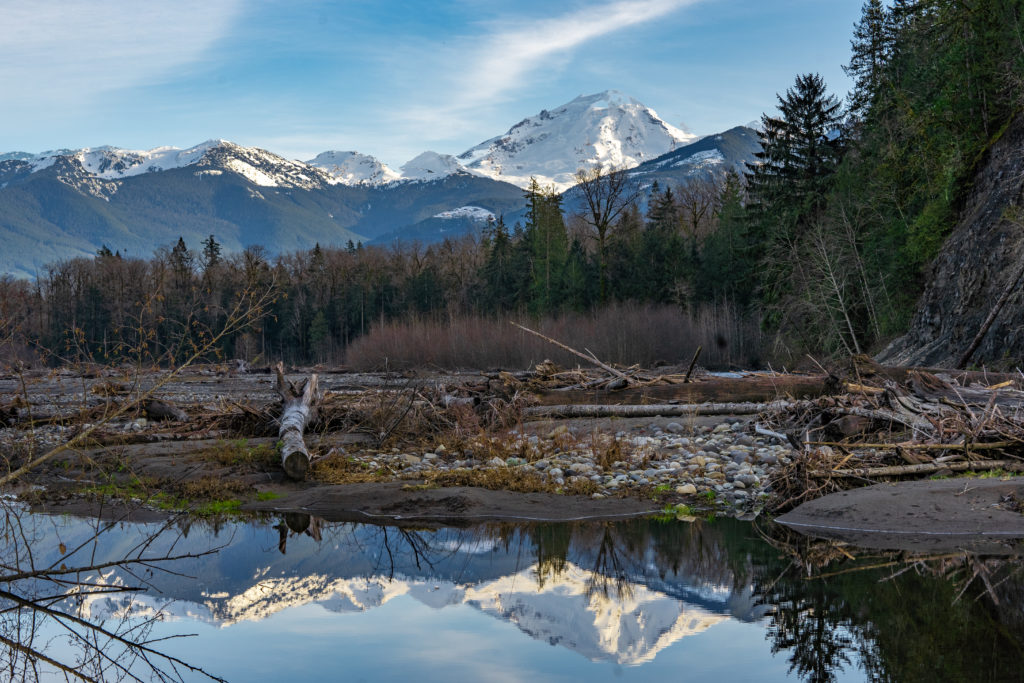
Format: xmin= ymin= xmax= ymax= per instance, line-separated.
xmin=524 ymin=400 xmax=797 ymax=419
xmin=275 ymin=362 xmax=321 ymax=480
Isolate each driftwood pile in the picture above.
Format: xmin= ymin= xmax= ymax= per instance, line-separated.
xmin=505 ymin=321 xmax=706 ymax=392
xmin=764 ymin=358 xmax=1024 ymax=510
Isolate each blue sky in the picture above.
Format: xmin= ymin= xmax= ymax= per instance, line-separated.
xmin=1 ymin=0 xmax=862 ymax=167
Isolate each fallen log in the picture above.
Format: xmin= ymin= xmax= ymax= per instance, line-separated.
xmin=814 ymin=459 xmax=1024 ymax=479
xmin=806 ymin=440 xmax=1018 ymax=451
xmin=532 ymin=373 xmax=828 ymax=405
xmin=275 ymin=362 xmax=321 ymax=480
xmin=524 ymin=400 xmax=795 ymax=419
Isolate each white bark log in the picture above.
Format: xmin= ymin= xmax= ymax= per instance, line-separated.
xmin=524 ymin=400 xmax=795 ymax=419
xmin=275 ymin=362 xmax=321 ymax=480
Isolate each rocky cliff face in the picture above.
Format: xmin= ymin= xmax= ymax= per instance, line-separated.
xmin=878 ymin=114 xmax=1024 ymax=368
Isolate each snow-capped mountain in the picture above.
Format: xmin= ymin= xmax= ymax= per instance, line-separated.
xmin=78 ymin=562 xmax=728 ymax=666
xmin=457 ymin=90 xmax=697 ymax=191
xmin=399 ymin=151 xmax=470 ymax=181
xmin=9 ymin=139 xmax=338 ymax=194
xmin=306 ymin=150 xmax=401 ymax=185
xmin=0 ymin=90 xmax=763 ymax=275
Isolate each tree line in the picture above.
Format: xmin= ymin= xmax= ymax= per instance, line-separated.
xmin=0 ymin=170 xmax=746 ymax=365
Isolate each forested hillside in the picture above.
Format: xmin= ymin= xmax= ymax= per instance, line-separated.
xmin=740 ymin=0 xmax=1024 ymax=361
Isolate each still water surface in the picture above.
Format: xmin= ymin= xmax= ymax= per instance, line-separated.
xmin=5 ymin=508 xmax=1024 ymax=682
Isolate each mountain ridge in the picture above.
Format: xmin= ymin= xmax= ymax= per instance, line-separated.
xmin=0 ymin=91 xmax=759 ymax=276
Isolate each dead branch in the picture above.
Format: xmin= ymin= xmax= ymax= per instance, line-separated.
xmin=511 ymin=321 xmax=631 ymax=382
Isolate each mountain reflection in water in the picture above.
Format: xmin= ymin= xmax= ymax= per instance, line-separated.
xmin=3 ymin=505 xmax=1024 ymax=682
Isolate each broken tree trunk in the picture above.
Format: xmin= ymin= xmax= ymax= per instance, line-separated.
xmin=275 ymin=362 xmax=321 ymax=480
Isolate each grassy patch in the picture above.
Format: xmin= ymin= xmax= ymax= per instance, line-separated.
xmin=423 ymin=468 xmax=598 ymax=496
xmin=76 ymin=472 xmax=255 ymax=518
xmin=311 ymin=453 xmax=391 ymax=484
xmin=255 ymin=491 xmax=282 ymax=501
xmin=195 ymin=499 xmax=242 ymax=516
xmin=196 ymin=439 xmax=278 ymax=470
xmin=175 ymin=476 xmax=251 ymax=501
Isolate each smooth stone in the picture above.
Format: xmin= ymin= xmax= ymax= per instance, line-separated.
xmin=666 ymin=422 xmax=685 ymax=434
xmin=676 ymin=484 xmax=697 ymax=495
xmin=403 ymin=454 xmax=422 ymax=465
xmin=488 ymin=457 xmax=507 ymax=467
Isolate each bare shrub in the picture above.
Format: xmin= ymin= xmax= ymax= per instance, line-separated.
xmin=344 ymin=302 xmax=766 ymax=371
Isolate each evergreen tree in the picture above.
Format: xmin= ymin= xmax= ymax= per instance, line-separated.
xmin=201 ymin=234 xmax=222 ymax=269
xmin=522 ymin=178 xmax=568 ymax=314
xmin=747 ymin=73 xmax=844 ymax=228
xmin=844 ymin=0 xmax=890 ymax=119
xmin=697 ymin=171 xmax=752 ymax=304
xmin=480 ymin=217 xmax=523 ymax=312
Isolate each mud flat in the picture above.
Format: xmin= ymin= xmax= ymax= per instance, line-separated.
xmin=777 ymin=477 xmax=1024 ymax=553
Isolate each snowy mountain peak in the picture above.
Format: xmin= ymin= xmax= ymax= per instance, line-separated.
xmin=399 ymin=151 xmax=468 ymax=181
xmin=9 ymin=139 xmax=334 ymax=191
xmin=458 ymin=91 xmax=697 ymax=191
xmin=0 ymin=151 xmax=33 ymax=162
xmin=306 ymin=151 xmax=401 ymax=185
xmin=567 ymin=89 xmax=642 ymax=110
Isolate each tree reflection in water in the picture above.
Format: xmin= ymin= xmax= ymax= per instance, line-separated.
xmin=753 ymin=524 xmax=1024 ymax=683
xmin=344 ymin=516 xmax=1024 ymax=682
xmin=0 ymin=499 xmax=227 ymax=682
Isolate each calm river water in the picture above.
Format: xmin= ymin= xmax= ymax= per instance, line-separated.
xmin=4 ymin=506 xmax=1023 ymax=682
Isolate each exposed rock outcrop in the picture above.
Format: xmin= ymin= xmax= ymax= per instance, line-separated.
xmin=878 ymin=114 xmax=1024 ymax=367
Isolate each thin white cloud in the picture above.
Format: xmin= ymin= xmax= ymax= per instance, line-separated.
xmin=0 ymin=1 xmax=243 ymax=103
xmin=379 ymin=0 xmax=702 ymax=158
xmin=455 ymin=0 xmax=701 ymax=109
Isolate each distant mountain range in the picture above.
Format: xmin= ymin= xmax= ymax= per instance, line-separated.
xmin=0 ymin=91 xmax=760 ymax=277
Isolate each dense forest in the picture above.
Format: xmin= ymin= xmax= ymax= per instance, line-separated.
xmin=1 ymin=0 xmax=1021 ymax=369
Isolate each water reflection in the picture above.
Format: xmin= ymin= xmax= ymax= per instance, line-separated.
xmin=3 ymin=503 xmax=1024 ymax=682
xmin=0 ymin=500 xmax=227 ymax=681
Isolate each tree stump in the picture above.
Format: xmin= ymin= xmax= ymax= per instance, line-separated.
xmin=275 ymin=362 xmax=321 ymax=480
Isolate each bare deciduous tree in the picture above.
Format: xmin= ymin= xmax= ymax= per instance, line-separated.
xmin=573 ymin=166 xmax=641 ymax=302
